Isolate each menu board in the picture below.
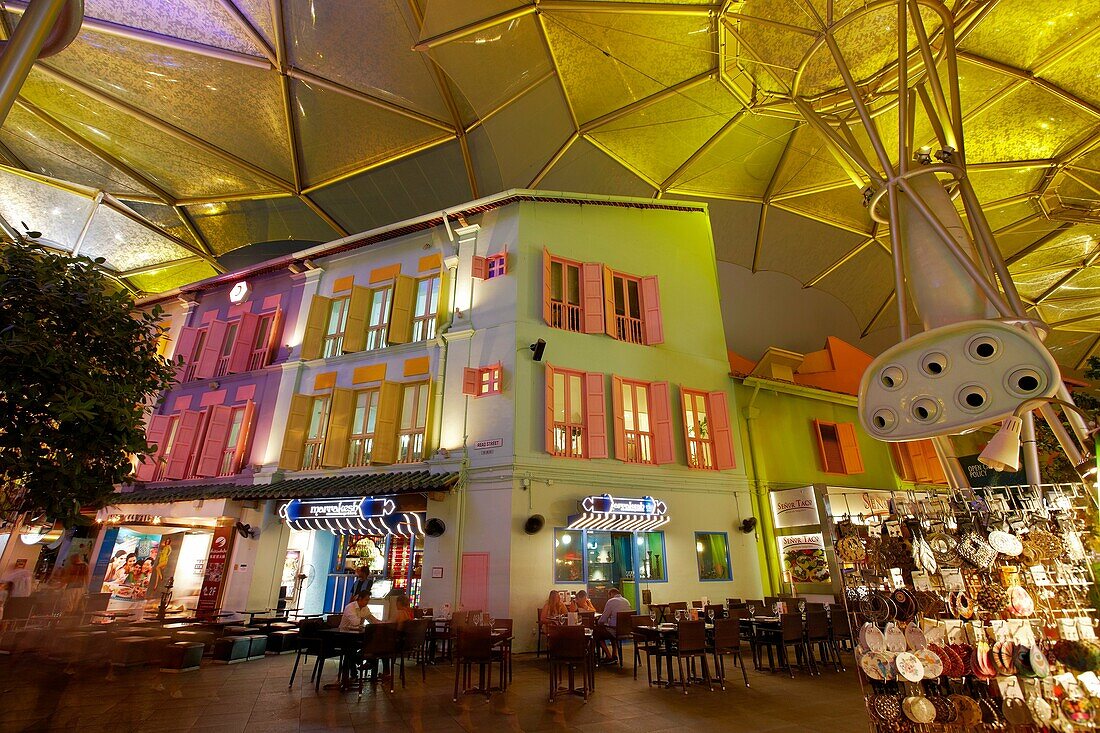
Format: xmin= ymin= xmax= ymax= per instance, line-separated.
xmin=778 ymin=533 xmax=831 ymax=584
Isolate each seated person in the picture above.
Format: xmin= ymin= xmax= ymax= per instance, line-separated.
xmin=568 ymin=589 xmax=596 ymax=613
xmin=339 ymin=591 xmax=380 ymax=631
xmin=594 ymin=588 xmax=632 ymax=662
xmin=540 ymin=590 xmax=568 ymax=625
xmin=385 ymin=589 xmax=415 ymax=624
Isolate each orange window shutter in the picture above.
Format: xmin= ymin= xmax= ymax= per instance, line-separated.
xmin=889 ymin=443 xmax=915 ymax=482
xmin=542 ymin=248 xmax=552 ymax=325
xmin=707 ymin=391 xmax=737 ymax=470
xmin=322 ymin=388 xmax=355 ymax=467
xmin=265 ymin=308 xmax=284 ymax=365
xmin=472 ymin=256 xmax=488 ymax=280
xmin=387 ymin=275 xmax=415 ymax=344
xmin=581 ymin=262 xmax=605 ymax=334
xmin=585 ymin=372 xmax=608 ymax=459
xmin=193 ymin=320 xmax=227 ymax=379
xmin=905 ymin=441 xmax=929 ymax=482
xmin=136 ymin=414 xmax=172 ymax=482
xmin=194 ymin=405 xmax=235 ymax=477
xmin=341 ymin=285 xmax=371 ymax=353
xmin=462 ymin=367 xmax=479 ymax=396
xmin=299 ymin=295 xmax=331 ymax=361
xmin=231 ymin=400 xmax=255 ymax=474
xmin=650 ymin=381 xmax=674 ymax=464
xmin=165 ymin=410 xmax=204 ymax=479
xmin=603 ymin=266 xmax=618 ymax=339
xmin=278 ymin=395 xmax=313 ymax=470
xmin=227 ymin=312 xmax=260 ymax=374
xmin=371 ymin=381 xmax=401 ymax=464
xmin=611 ymin=375 xmax=626 ymax=461
xmin=811 ymin=419 xmax=830 ymax=472
xmin=544 ymin=364 xmax=556 ymax=454
xmin=922 ymin=441 xmax=947 ymax=484
xmin=422 ymin=380 xmax=436 ymax=454
xmin=836 ymin=422 xmax=865 ymax=474
xmin=640 ymin=275 xmax=664 ymax=345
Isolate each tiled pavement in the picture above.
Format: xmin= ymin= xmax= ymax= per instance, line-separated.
xmin=0 ymin=648 xmax=870 ymax=733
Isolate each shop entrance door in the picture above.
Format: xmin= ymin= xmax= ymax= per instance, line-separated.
xmin=585 ymin=532 xmax=643 ymax=610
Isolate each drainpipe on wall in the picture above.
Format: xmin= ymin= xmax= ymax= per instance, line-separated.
xmin=741 ymin=382 xmax=781 ymax=595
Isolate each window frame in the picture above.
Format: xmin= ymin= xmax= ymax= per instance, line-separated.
xmin=550 ymin=367 xmax=587 ymax=459
xmin=217 ymin=405 xmax=248 ymax=477
xmin=548 ymin=256 xmax=583 ymax=333
xmin=411 ymin=275 xmax=441 ymax=342
xmin=365 ymin=285 xmax=392 ymax=351
xmin=302 ymin=394 xmax=332 ymax=470
xmin=397 ymin=381 xmax=429 ymax=464
xmin=348 ymin=388 xmax=380 ymax=467
xmin=182 ymin=327 xmax=208 ymax=382
xmin=248 ymin=311 xmax=276 ymax=371
xmin=486 ymin=253 xmax=506 ymax=279
xmin=322 ymin=295 xmax=351 ymax=359
xmin=694 ymin=531 xmax=733 ymax=582
xmin=610 ymin=271 xmax=644 ymax=344
xmin=812 ymin=419 xmax=864 ymax=475
xmin=682 ymin=389 xmax=716 ymax=471
xmin=552 ymin=528 xmax=668 ymax=584
xmin=477 ymin=364 xmax=502 ymax=397
xmin=153 ymin=414 xmax=181 ymax=481
xmin=214 ymin=319 xmax=240 ymax=377
xmin=618 ymin=378 xmax=654 ymax=465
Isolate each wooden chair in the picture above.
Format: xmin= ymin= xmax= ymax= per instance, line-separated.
xmin=452 ymin=625 xmax=500 ymax=702
xmin=665 ymin=601 xmax=688 ymax=621
xmin=611 ymin=610 xmax=634 ymax=667
xmin=690 ymin=600 xmax=704 ymax=608
xmin=491 ymin=618 xmax=513 ymax=687
xmin=669 ymin=620 xmax=717 ymax=694
xmin=805 ymin=611 xmax=840 ymax=673
xmin=703 ymin=604 xmax=725 ymax=620
xmin=630 ymin=614 xmax=660 ymax=682
xmin=287 ymin=618 xmax=325 ymax=688
xmin=547 ymin=625 xmax=592 ymax=702
xmin=358 ymin=624 xmax=400 ymax=698
xmin=711 ymin=617 xmax=750 ymax=689
xmin=578 ymin=611 xmax=596 ymax=629
xmin=725 ymin=598 xmax=742 ymax=607
xmin=766 ymin=613 xmax=813 ymax=678
xmin=397 ymin=618 xmax=430 ymax=685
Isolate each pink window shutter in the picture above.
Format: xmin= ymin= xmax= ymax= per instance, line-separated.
xmin=542 ymin=248 xmax=553 ymax=325
xmin=650 ymin=381 xmax=674 ymax=464
xmin=471 ymin=256 xmax=488 ymax=280
xmin=640 ymin=275 xmax=664 ymax=345
xmin=611 ymin=375 xmax=626 ymax=461
xmin=193 ymin=320 xmax=227 ymax=380
xmin=584 ymin=372 xmax=608 ymax=459
xmin=544 ymin=364 xmax=556 ymax=454
xmin=707 ymin=391 xmax=737 ymax=470
xmin=164 ymin=410 xmax=204 ymax=479
xmin=230 ymin=400 xmax=256 ymax=474
xmin=173 ymin=327 xmax=198 ymax=369
xmin=227 ymin=312 xmax=260 ymax=374
xmin=194 ymin=405 xmax=234 ymax=477
xmin=462 ymin=367 xmax=479 ymax=396
xmin=135 ymin=414 xmax=172 ymax=482
xmin=581 ymin=263 xmax=605 ymax=334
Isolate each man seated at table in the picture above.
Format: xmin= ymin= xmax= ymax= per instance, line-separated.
xmin=339 ymin=591 xmax=380 ymax=631
xmin=595 ymin=588 xmax=632 ymax=663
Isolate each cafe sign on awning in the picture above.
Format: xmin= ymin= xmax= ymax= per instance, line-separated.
xmin=567 ymin=494 xmax=670 ymax=532
xmin=279 ymin=496 xmax=423 ymax=536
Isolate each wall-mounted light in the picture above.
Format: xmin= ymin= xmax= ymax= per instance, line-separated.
xmin=979 ymin=397 xmax=1097 ymax=474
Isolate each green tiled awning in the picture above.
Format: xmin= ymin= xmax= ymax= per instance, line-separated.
xmin=111 ymin=470 xmax=459 ymax=505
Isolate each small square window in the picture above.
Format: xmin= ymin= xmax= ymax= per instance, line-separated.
xmin=478 ymin=365 xmax=502 ymax=396
xmin=486 ymin=253 xmax=506 ymax=279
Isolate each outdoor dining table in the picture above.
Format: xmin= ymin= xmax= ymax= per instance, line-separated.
xmin=317 ymin=628 xmax=369 ymax=692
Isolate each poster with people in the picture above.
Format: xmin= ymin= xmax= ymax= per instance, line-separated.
xmin=99 ymin=528 xmax=183 ymax=613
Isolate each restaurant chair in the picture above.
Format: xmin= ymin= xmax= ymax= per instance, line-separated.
xmin=288 ymin=618 xmax=325 ymax=687
xmin=453 ymin=625 xmax=500 ymax=702
xmin=629 ymin=614 xmax=659 ymax=683
xmin=711 ymin=617 xmax=750 ymax=689
xmin=763 ymin=596 xmax=781 ymax=609
xmin=548 ymin=624 xmax=592 ymax=702
xmin=578 ymin=611 xmax=596 ymax=629
xmin=805 ymin=611 xmax=839 ymax=673
xmin=358 ymin=624 xmax=400 ymax=698
xmin=726 ymin=598 xmax=742 ymax=607
xmin=704 ymin=604 xmax=725 ymax=620
xmin=397 ymin=618 xmax=430 ymax=685
xmin=669 ymin=620 xmax=717 ymax=695
xmin=611 ymin=611 xmax=634 ymax=667
xmin=1 ymin=597 xmax=33 ymax=630
xmin=690 ymin=600 xmax=704 ymax=609
xmin=805 ymin=602 xmax=826 ymax=614
xmin=769 ymin=613 xmax=814 ymax=678
xmin=313 ymin=626 xmax=353 ymax=691
xmin=665 ymin=601 xmax=688 ymax=621
xmin=491 ymin=618 xmax=514 ymax=686
xmin=828 ymin=606 xmax=853 ymax=661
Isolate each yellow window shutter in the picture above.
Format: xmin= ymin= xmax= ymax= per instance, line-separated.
xmin=387 ymin=275 xmax=415 ymax=344
xmin=421 ymin=380 xmax=436 ymax=457
xmin=278 ymin=394 xmax=313 ymax=470
xmin=341 ymin=286 xmax=371 ymax=353
xmin=322 ymin=388 xmax=354 ymax=467
xmin=371 ymin=381 xmax=401 ymax=464
xmin=435 ymin=270 xmax=451 ymax=330
xmin=299 ymin=295 xmax=331 ymax=361
xmin=603 ymin=266 xmax=617 ymax=339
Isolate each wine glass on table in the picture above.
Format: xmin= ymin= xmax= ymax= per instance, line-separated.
xmin=649 ymin=609 xmax=657 ymax=626
xmin=707 ymin=607 xmax=715 ymax=623
xmin=798 ymin=599 xmax=807 ymax=616
xmin=748 ymin=605 xmax=756 ymax=620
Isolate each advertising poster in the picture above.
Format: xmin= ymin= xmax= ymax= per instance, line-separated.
xmin=770 ymin=486 xmax=820 ymax=528
xmin=196 ymin=524 xmax=235 ymax=619
xmin=779 ymin=533 xmax=831 ymax=584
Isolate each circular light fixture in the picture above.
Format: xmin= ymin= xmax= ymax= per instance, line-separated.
xmin=229 ymin=280 xmax=252 ymax=304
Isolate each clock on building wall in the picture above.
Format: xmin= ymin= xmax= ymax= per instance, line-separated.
xmin=229 ymin=281 xmax=252 ymax=304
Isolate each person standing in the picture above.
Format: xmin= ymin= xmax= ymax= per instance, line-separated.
xmin=350 ymin=566 xmax=373 ymax=598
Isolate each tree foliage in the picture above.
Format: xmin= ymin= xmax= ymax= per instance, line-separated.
xmin=0 ymin=242 xmax=177 ymax=524
xmin=1032 ymin=357 xmax=1100 ymax=483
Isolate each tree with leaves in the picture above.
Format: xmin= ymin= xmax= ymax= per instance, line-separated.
xmin=1031 ymin=357 xmax=1100 ymax=483
xmin=0 ymin=242 xmax=177 ymax=525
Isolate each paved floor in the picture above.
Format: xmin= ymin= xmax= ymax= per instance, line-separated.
xmin=0 ymin=648 xmax=869 ymax=733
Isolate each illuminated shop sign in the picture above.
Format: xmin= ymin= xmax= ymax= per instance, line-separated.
xmin=770 ymin=486 xmax=820 ymax=528
xmin=283 ymin=497 xmax=395 ymax=522
xmin=279 ymin=496 xmax=423 ymax=537
xmin=581 ymin=494 xmax=667 ymax=516
xmin=568 ymin=494 xmax=670 ymax=532
xmin=778 ymin=533 xmax=830 ymax=584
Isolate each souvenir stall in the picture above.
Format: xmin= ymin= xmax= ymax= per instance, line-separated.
xmin=833 ymin=482 xmax=1100 ymax=730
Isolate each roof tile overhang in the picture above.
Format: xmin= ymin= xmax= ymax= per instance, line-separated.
xmin=110 ymin=470 xmax=458 ymax=505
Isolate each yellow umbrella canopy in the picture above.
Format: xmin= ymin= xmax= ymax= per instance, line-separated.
xmin=0 ymin=0 xmax=1097 ymax=366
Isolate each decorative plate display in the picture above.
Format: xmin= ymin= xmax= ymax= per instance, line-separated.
xmin=924 ymin=624 xmax=946 ymax=646
xmin=860 ymin=652 xmax=886 ymax=681
xmin=861 ymin=623 xmax=886 ymax=652
xmin=1061 ymin=697 xmax=1095 ymax=724
xmin=905 ymin=623 xmax=927 ymax=650
xmin=1029 ymin=695 xmax=1053 ymax=724
xmin=885 ymin=623 xmax=908 ymax=652
xmin=902 ymin=695 xmax=937 ymax=724
xmin=1030 ymin=645 xmax=1050 ymax=677
xmin=915 ymin=648 xmax=943 ymax=679
xmin=895 ymin=651 xmax=925 ymax=682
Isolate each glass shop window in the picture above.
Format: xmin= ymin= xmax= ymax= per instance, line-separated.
xmin=695 ymin=532 xmax=732 ymax=582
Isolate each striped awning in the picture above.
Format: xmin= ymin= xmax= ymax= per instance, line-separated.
xmin=282 ymin=510 xmax=425 ymax=537
xmin=565 ymin=513 xmax=671 ymax=532
xmin=278 ymin=495 xmax=427 ymax=536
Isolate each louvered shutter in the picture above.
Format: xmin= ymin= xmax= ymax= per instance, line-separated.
xmin=585 ymin=372 xmax=607 ymax=459
xmin=194 ymin=405 xmax=234 ymax=477
xmin=545 ymin=364 xmax=556 ymax=454
xmin=230 ymin=400 xmax=255 ymax=474
xmin=611 ymin=375 xmax=626 ymax=460
xmin=299 ymin=295 xmax=331 ymax=361
xmin=581 ymin=263 xmax=605 ymax=334
xmin=193 ymin=320 xmax=227 ymax=379
xmin=650 ymin=381 xmax=674 ymax=464
xmin=542 ymin=248 xmax=552 ymax=325
xmin=278 ymin=395 xmax=313 ymax=470
xmin=341 ymin=286 xmax=371 ymax=353
xmin=227 ymin=313 xmax=259 ymax=374
xmin=371 ymin=381 xmax=401 ymax=464
xmin=173 ymin=327 xmax=198 ymax=379
xmin=135 ymin=415 xmax=172 ymax=482
xmin=836 ymin=422 xmax=865 ymax=474
xmin=707 ymin=391 xmax=736 ymax=470
xmin=472 ymin=256 xmax=487 ymax=280
xmin=387 ymin=276 xmax=415 ymax=344
xmin=322 ymin=388 xmax=355 ymax=467
xmin=640 ymin=275 xmax=664 ymax=345
xmin=165 ymin=410 xmax=204 ymax=479
xmin=603 ymin=266 xmax=617 ymax=339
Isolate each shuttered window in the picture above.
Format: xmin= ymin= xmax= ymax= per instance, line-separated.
xmin=611 ymin=274 xmax=644 ymax=344
xmin=544 ymin=365 xmax=607 ymax=459
xmin=248 ymin=310 xmax=278 ymax=370
xmin=546 ymin=252 xmax=583 ymax=333
xmin=322 ymin=296 xmax=351 ymax=358
xmin=412 ymin=275 xmax=441 ymax=342
xmin=348 ymin=388 xmax=380 ymax=467
xmin=462 ymin=364 xmax=502 ymax=397
xmin=619 ymin=379 xmax=653 ymax=464
xmin=397 ymin=382 xmax=429 ymax=463
xmin=302 ymin=395 xmax=331 ymax=470
xmin=365 ymin=286 xmax=392 ymax=350
xmin=214 ymin=320 xmax=239 ymax=377
xmin=680 ymin=389 xmax=735 ymax=470
xmin=813 ymin=420 xmax=865 ymax=474
xmin=135 ymin=414 xmax=175 ymax=482
xmin=890 ymin=440 xmax=947 ymax=484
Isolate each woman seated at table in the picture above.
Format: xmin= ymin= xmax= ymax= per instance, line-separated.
xmin=568 ymin=590 xmax=595 ymax=613
xmin=339 ymin=591 xmax=380 ymax=631
xmin=385 ymin=589 xmax=415 ymax=624
xmin=540 ymin=590 xmax=568 ymax=624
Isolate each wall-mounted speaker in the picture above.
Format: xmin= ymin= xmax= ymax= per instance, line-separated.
xmin=739 ymin=517 xmax=757 ymax=534
xmin=530 ymin=339 xmax=546 ymax=361
xmin=524 ymin=514 xmax=545 ymax=535
xmin=426 ymin=518 xmax=446 ymax=537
